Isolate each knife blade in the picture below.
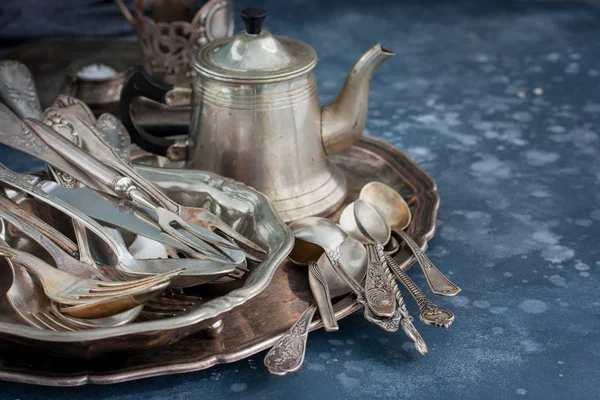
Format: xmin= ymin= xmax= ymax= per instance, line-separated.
xmin=38 ymin=181 xmax=246 ymax=264
xmin=38 ymin=181 xmax=195 ymax=253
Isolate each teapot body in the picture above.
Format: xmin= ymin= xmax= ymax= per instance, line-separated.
xmin=120 ymin=9 xmax=392 ymax=221
xmin=186 ymin=71 xmax=347 ymax=222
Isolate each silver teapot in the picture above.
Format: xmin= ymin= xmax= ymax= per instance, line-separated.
xmin=120 ymin=8 xmax=393 ymax=222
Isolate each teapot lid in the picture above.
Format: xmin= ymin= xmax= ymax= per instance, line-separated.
xmin=192 ymin=8 xmax=317 ymax=82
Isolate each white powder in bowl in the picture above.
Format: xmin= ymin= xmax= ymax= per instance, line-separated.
xmin=76 ymin=63 xmax=118 ymax=80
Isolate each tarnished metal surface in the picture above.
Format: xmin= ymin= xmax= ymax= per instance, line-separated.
xmin=0 ymin=164 xmax=293 ymax=357
xmin=0 ymin=136 xmax=439 ymax=385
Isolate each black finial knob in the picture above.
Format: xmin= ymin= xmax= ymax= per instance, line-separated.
xmin=241 ymin=8 xmax=266 ymax=35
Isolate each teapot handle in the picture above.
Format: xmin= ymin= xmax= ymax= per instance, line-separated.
xmin=119 ymin=66 xmax=179 ymax=156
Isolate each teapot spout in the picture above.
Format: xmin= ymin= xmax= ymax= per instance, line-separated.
xmin=321 ymin=44 xmax=394 ymax=155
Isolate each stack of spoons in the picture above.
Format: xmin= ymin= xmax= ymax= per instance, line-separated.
xmin=264 ymin=182 xmax=460 ymax=375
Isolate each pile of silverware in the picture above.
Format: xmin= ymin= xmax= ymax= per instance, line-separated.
xmin=0 ymin=5 xmax=460 ymax=379
xmin=264 ymin=182 xmax=460 ymax=375
xmin=0 ymin=60 xmax=266 ymax=330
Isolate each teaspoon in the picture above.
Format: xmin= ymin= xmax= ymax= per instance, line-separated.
xmin=353 ymin=198 xmax=455 ymax=328
xmin=339 ymin=202 xmax=395 ymax=318
xmin=360 ymin=182 xmax=461 ymax=296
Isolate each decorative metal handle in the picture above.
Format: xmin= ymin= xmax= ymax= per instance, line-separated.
xmin=396 ymin=230 xmax=461 ymax=296
xmin=386 ymin=254 xmax=455 ymax=328
xmin=0 ymin=60 xmax=43 ymax=120
xmin=381 ymin=260 xmax=428 ymax=355
xmin=0 ymin=105 xmax=108 ymax=192
xmin=25 ymin=118 xmax=133 ymax=198
xmin=362 ymin=248 xmax=428 ymax=354
xmin=308 ymin=261 xmax=338 ymax=332
xmin=44 ymin=106 xmax=179 ymax=212
xmin=364 ymin=244 xmax=396 ymax=318
xmin=264 ymin=305 xmax=317 ymax=375
xmin=95 ymin=113 xmax=131 ymax=164
xmin=324 ymin=249 xmax=405 ymax=333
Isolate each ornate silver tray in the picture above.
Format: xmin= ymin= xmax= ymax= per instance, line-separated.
xmin=0 ymin=167 xmax=294 ymax=357
xmin=0 ymin=136 xmax=439 ymax=385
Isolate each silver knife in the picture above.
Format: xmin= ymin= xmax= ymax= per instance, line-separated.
xmin=38 ymin=181 xmax=195 ymax=253
xmin=37 ymin=181 xmax=246 ymax=265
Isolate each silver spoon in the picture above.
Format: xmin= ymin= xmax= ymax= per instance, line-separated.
xmin=340 ymin=202 xmax=428 ymax=352
xmin=360 ymin=182 xmax=461 ymax=296
xmin=351 ymin=199 xmax=454 ymax=328
xmin=340 ymin=202 xmax=396 ymax=318
xmin=288 ymin=248 xmax=338 ymax=332
xmin=287 ymin=217 xmax=403 ymax=332
xmin=264 ymin=237 xmax=368 ymax=375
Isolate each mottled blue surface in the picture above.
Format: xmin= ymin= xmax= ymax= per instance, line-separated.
xmin=1 ymin=0 xmax=600 ymax=399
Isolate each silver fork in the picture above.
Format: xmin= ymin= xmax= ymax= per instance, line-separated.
xmin=138 ymin=292 xmax=203 ymax=320
xmin=27 ymin=115 xmax=239 ymax=262
xmin=1 ymin=237 xmax=142 ymax=331
xmin=0 ymin=165 xmax=240 ymax=287
xmin=0 ymin=245 xmax=179 ymax=318
xmin=45 ymin=101 xmax=266 ymax=257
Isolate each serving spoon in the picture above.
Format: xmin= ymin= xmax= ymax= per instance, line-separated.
xmin=360 ymin=182 xmax=461 ymax=296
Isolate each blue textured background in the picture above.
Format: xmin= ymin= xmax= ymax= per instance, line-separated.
xmin=1 ymin=0 xmax=600 ymax=398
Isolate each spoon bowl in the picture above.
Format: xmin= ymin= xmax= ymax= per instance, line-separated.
xmin=318 ymin=237 xmax=367 ymax=298
xmin=360 ymin=182 xmax=461 ymax=297
xmin=339 ymin=203 xmax=372 ymax=244
xmin=359 ymin=182 xmax=411 ymax=231
xmin=353 ymin=199 xmax=391 ymax=245
xmin=288 ymin=217 xmax=347 ymax=256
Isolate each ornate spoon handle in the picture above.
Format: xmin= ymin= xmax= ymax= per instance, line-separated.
xmin=324 ymin=250 xmax=400 ymax=332
xmin=264 ymin=305 xmax=317 ymax=376
xmin=395 ymin=230 xmax=461 ymax=296
xmin=385 ymin=254 xmax=455 ymax=328
xmin=308 ymin=261 xmax=338 ymax=332
xmin=384 ymin=259 xmax=428 ymax=355
xmin=364 ymin=244 xmax=396 ymax=318
xmin=0 ymin=60 xmax=43 ymax=119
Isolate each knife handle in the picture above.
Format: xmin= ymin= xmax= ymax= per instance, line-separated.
xmin=24 ymin=118 xmax=128 ymax=195
xmin=44 ymin=108 xmax=179 ymax=212
xmin=0 ymin=104 xmax=110 ymax=193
